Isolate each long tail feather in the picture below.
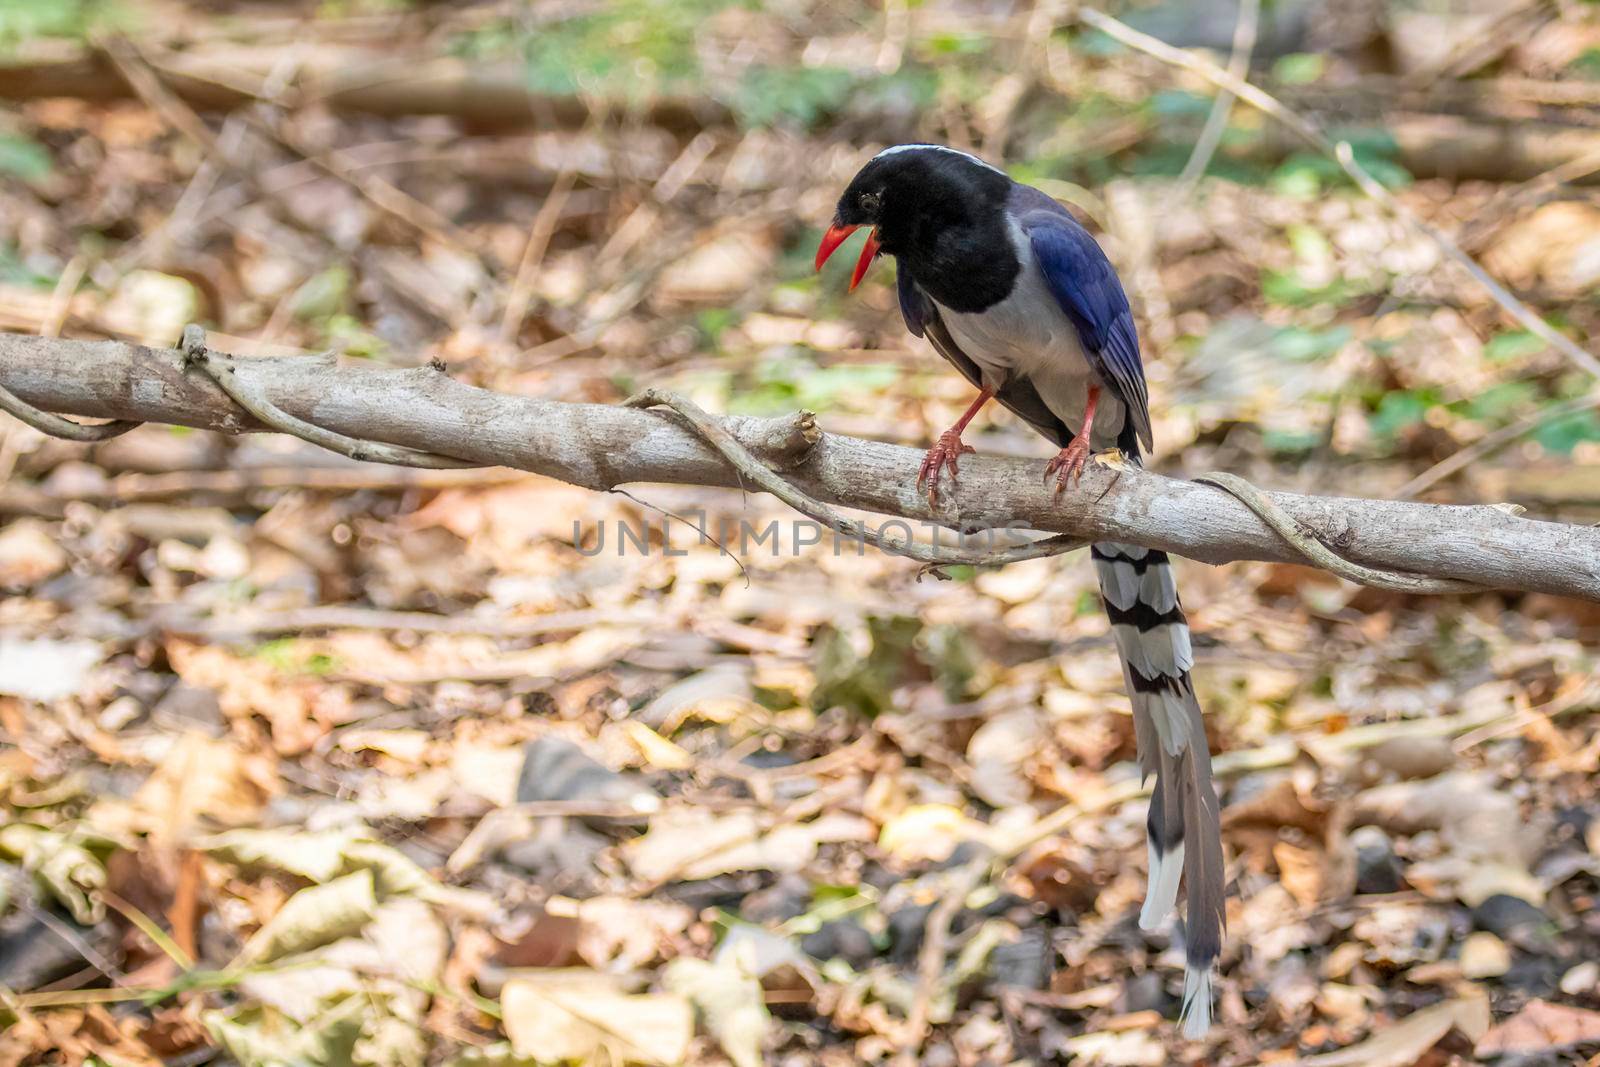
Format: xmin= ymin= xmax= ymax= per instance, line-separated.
xmin=1093 ymin=541 xmax=1225 ymax=1038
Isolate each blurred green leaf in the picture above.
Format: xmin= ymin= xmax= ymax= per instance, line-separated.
xmin=1270 ymin=138 xmax=1411 ymax=196
xmin=1461 ymin=381 xmax=1538 ymax=423
xmin=854 ymin=65 xmax=939 ymax=114
xmin=731 ymin=65 xmax=854 ymax=130
xmin=324 ymin=313 xmax=388 ymax=359
xmin=1151 ymin=89 xmax=1213 ymax=120
xmin=919 ymin=622 xmax=978 ymax=702
xmin=1263 ymin=427 xmax=1324 ymax=454
xmin=1569 ymin=47 xmax=1600 ymax=80
xmin=1271 ymin=325 xmax=1352 ymax=362
xmin=795 ymin=364 xmax=899 ymax=409
xmin=1129 ymin=142 xmax=1271 ymax=184
xmin=1484 ymin=330 xmax=1546 ymax=363
xmin=0 ymin=0 xmax=118 ymax=47
xmin=811 ymin=615 xmax=923 ymax=718
xmin=810 ymin=613 xmax=978 ymax=716
xmin=924 ymin=29 xmax=990 ymax=56
xmin=253 ymin=638 xmax=341 ymax=677
xmin=0 ymin=243 xmax=53 ymax=288
xmin=1273 ymin=52 xmax=1325 ymax=85
xmin=1286 ymin=223 xmax=1333 ymax=264
xmin=1270 ymin=157 xmax=1325 ymax=198
xmin=207 ymin=996 xmax=365 ymax=1067
xmin=1370 ymin=389 xmax=1438 ymax=438
xmin=1261 ymin=269 xmax=1362 ymax=308
xmin=1070 ymin=27 xmax=1124 ymax=57
xmin=696 ymin=307 xmax=740 ymax=348
xmin=0 ymin=132 xmax=51 ymax=181
xmin=728 ymin=354 xmax=899 ymax=416
xmin=291 ymin=266 xmax=351 ymax=322
xmin=1533 ymin=409 xmax=1600 ymax=454
xmin=457 ymin=0 xmax=730 ymax=97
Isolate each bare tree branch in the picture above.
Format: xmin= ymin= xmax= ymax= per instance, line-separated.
xmin=2 ymin=332 xmax=1597 ymax=601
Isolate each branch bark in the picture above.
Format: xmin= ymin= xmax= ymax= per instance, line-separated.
xmin=2 ymin=332 xmax=1597 ymax=602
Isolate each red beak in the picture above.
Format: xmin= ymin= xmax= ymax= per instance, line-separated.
xmin=815 ymin=222 xmax=881 ymax=291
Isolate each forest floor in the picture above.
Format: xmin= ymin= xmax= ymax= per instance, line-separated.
xmin=2 ymin=2 xmax=1600 ymax=1065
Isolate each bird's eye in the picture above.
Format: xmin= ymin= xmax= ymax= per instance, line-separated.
xmin=859 ymin=191 xmax=881 ymax=214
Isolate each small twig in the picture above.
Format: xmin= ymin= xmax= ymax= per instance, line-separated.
xmin=499 ymin=166 xmax=578 ymax=349
xmin=14 ymin=899 xmax=126 ymax=987
xmin=1196 ymin=471 xmax=1483 ymax=594
xmin=180 ymin=326 xmax=474 ymax=469
xmin=897 ymin=856 xmax=989 ymax=1060
xmin=1394 ymin=391 xmax=1600 ymax=500
xmin=1457 ymin=144 xmax=1600 ymax=254
xmin=624 ymin=389 xmax=1086 ymax=568
xmin=1075 ymin=5 xmax=1600 ymax=382
xmin=1172 ymin=0 xmax=1259 ymax=196
xmin=40 ymin=255 xmax=87 ymax=339
xmin=877 ymin=0 xmax=911 ymax=73
xmin=0 ymin=383 xmax=138 ymax=441
xmin=611 ymin=485 xmax=750 ymax=584
xmin=112 ymin=34 xmax=480 ymax=261
xmin=1452 ymin=675 xmax=1600 ymax=751
xmin=1400 ymin=0 xmax=1553 ymax=86
xmin=99 ymin=35 xmax=223 ymax=155
xmin=99 ymin=889 xmax=194 ymax=972
xmin=248 ymin=110 xmax=484 ymax=259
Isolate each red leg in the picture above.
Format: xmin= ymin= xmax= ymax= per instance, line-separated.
xmin=1045 ymin=385 xmax=1101 ymax=492
xmin=918 ymin=386 xmax=994 ymax=502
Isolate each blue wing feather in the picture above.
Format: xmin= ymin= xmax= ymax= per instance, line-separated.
xmin=1020 ymin=209 xmax=1153 ymax=453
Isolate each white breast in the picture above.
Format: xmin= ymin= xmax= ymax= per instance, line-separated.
xmin=931 ymin=224 xmax=1125 ymax=447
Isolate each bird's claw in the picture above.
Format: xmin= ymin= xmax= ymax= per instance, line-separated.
xmin=917 ymin=429 xmax=976 ymax=503
xmin=1046 ymin=440 xmax=1094 ymax=493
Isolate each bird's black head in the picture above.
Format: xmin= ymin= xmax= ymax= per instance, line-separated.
xmin=816 ymin=144 xmax=1012 ymax=290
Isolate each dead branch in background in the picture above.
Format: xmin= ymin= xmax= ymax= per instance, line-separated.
xmin=7 ymin=39 xmax=1600 ymax=186
xmin=2 ymin=332 xmax=1596 ymax=601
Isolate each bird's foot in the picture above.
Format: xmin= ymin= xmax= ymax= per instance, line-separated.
xmin=918 ymin=429 xmax=976 ymax=503
xmin=1045 ymin=439 xmax=1095 ymax=493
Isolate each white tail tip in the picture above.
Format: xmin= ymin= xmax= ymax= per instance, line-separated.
xmin=1180 ymin=966 xmax=1213 ymax=1039
xmin=1139 ymin=838 xmax=1184 ymax=931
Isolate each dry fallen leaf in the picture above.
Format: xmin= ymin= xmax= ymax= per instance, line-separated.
xmin=624 ymin=808 xmax=871 ymax=882
xmin=615 ymin=720 xmax=696 ymax=771
xmin=965 ymin=710 xmax=1043 ymax=808
xmin=1476 ymin=999 xmax=1600 ymax=1058
xmin=663 ymin=945 xmax=769 ymax=1067
xmin=239 ymin=869 xmax=378 ymax=965
xmin=1273 ymin=840 xmax=1326 ymax=910
xmin=1458 ymin=932 xmax=1511 ymax=980
xmin=501 ymin=972 xmax=693 ymax=1066
xmin=121 ymin=732 xmax=271 ymax=843
xmin=0 ymin=636 xmax=102 ymax=702
xmin=1055 ymin=1027 xmax=1167 ymax=1067
xmin=549 ymin=895 xmax=695 ymax=970
xmin=1289 ymin=996 xmax=1489 ymax=1067
xmin=0 ymin=518 xmax=68 ymax=587
xmin=878 ymin=803 xmax=984 ymax=864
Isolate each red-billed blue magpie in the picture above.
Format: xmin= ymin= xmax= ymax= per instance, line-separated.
xmin=816 ymin=144 xmax=1225 ymax=1038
